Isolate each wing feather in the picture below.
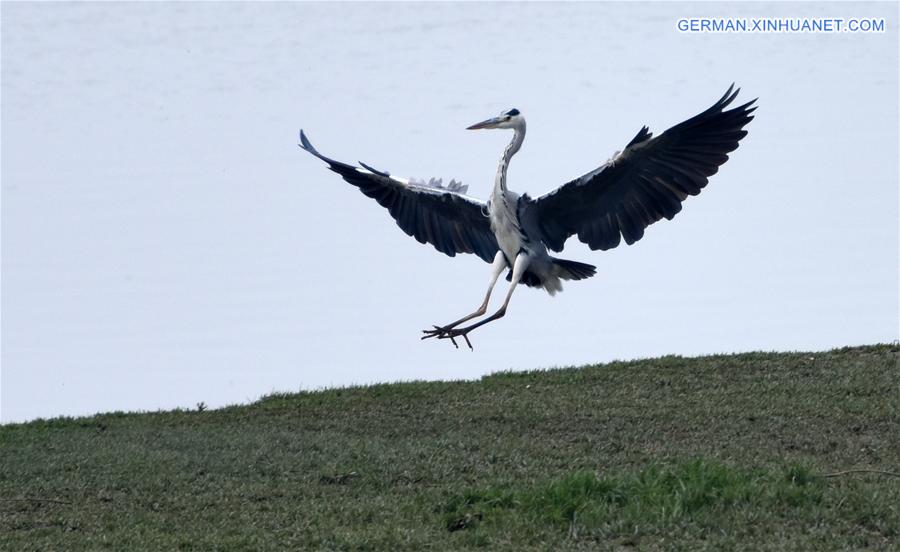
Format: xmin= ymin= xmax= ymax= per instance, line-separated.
xmin=299 ymin=131 xmax=499 ymax=263
xmin=520 ymin=85 xmax=756 ymax=252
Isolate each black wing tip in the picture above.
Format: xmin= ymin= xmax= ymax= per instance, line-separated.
xmin=298 ymin=128 xmax=337 ymax=165
xmin=714 ymin=83 xmax=740 ymax=110
xmin=626 ymin=125 xmax=653 ymax=148
xmin=716 ymin=85 xmax=762 ymax=114
xmin=298 ymin=128 xmax=315 ymax=152
xmin=731 ymin=98 xmax=759 ymax=128
xmin=359 ymin=160 xmax=390 ymax=177
xmin=739 ymin=98 xmax=759 ymax=114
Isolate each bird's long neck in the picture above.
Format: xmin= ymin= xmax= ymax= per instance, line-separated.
xmin=494 ymin=124 xmax=526 ymax=194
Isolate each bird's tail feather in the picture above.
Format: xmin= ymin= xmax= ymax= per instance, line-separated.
xmin=552 ymin=258 xmax=597 ymax=281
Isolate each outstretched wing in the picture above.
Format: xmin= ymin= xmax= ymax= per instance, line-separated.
xmin=299 ymin=130 xmax=499 ymax=263
xmin=519 ymin=85 xmax=757 ymax=252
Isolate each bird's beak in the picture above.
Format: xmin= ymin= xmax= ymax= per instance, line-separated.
xmin=466 ymin=116 xmax=502 ymax=130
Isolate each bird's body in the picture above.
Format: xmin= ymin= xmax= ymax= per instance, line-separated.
xmin=490 ymin=187 xmax=590 ymax=295
xmin=300 ymin=85 xmax=756 ymax=348
xmin=478 ymin=107 xmax=598 ymax=296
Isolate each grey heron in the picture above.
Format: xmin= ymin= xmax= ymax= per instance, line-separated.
xmin=299 ymin=85 xmax=756 ymax=349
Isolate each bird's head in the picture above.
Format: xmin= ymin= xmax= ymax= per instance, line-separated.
xmin=467 ymin=108 xmax=524 ymax=130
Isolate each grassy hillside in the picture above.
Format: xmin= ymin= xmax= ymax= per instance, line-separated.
xmin=2 ymin=344 xmax=898 ymax=550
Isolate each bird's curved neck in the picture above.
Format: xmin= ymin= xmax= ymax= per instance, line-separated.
xmin=495 ymin=124 xmax=525 ymax=193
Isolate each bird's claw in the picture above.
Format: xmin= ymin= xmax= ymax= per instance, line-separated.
xmin=438 ymin=330 xmax=475 ymax=351
xmin=440 ymin=328 xmax=474 ymax=350
xmin=421 ymin=325 xmax=474 ymax=350
xmin=421 ymin=325 xmax=449 ymax=340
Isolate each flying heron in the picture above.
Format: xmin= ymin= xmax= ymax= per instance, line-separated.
xmin=299 ymin=85 xmax=756 ymax=349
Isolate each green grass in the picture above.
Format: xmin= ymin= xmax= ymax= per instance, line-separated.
xmin=440 ymin=461 xmax=828 ymax=539
xmin=2 ymin=344 xmax=898 ymax=550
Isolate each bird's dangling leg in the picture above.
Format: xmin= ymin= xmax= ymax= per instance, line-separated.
xmin=422 ymin=251 xmax=507 ymax=343
xmin=436 ymin=252 xmax=529 ymax=350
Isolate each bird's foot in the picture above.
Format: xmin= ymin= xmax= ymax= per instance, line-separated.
xmin=421 ymin=325 xmax=451 ymax=340
xmin=422 ymin=325 xmax=475 ymax=350
xmin=440 ymin=328 xmax=474 ymax=350
xmin=421 ymin=325 xmax=474 ymax=350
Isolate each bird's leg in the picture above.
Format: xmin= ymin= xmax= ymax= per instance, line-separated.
xmin=422 ymin=251 xmax=506 ymax=341
xmin=437 ymin=252 xmax=529 ymax=350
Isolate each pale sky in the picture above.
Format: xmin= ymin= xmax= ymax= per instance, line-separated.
xmin=2 ymin=2 xmax=898 ymax=423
